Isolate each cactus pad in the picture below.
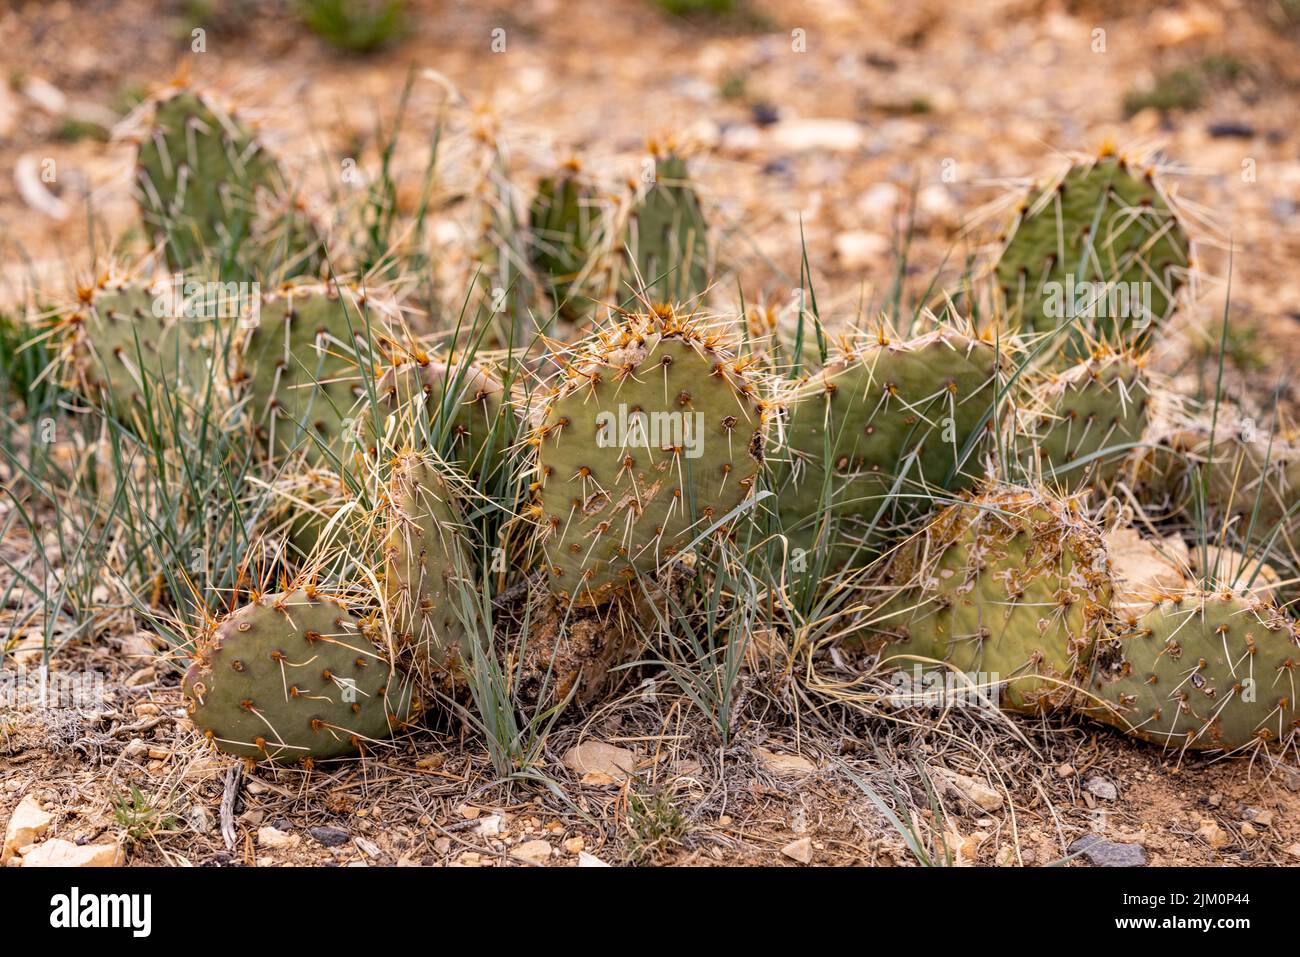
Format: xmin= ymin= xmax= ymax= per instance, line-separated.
xmin=1084 ymin=590 xmax=1299 ymax=751
xmin=624 ymin=155 xmax=709 ymax=305
xmin=875 ymin=485 xmax=1114 ymax=713
xmin=777 ymin=329 xmax=1003 ymax=558
xmin=1024 ymin=350 xmax=1148 ymax=491
xmin=995 ymin=151 xmax=1190 ymax=354
xmin=534 ymin=308 xmax=765 ymax=603
xmin=182 ymin=589 xmax=412 ymax=762
xmin=58 ymin=276 xmax=232 ymax=416
xmin=530 ymin=168 xmax=602 ymax=319
xmin=382 ymin=454 xmax=472 ymax=673
xmin=240 ymin=284 xmax=379 ymax=461
xmin=377 ymin=354 xmax=512 ymax=481
xmin=136 ymin=89 xmax=284 ymax=273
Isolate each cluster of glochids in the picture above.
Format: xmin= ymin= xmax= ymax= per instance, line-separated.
xmin=49 ymin=80 xmax=1297 ymax=762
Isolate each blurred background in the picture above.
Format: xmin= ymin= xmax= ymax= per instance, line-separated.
xmin=2 ymin=0 xmax=1299 ymax=396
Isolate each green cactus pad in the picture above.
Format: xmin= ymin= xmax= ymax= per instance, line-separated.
xmin=377 ymin=354 xmax=512 ymax=481
xmin=530 ymin=168 xmax=602 ymax=319
xmin=182 ymin=589 xmax=412 ymax=762
xmin=534 ymin=308 xmax=765 ymax=603
xmin=1084 ymin=590 xmax=1300 ymax=751
xmin=59 ymin=276 xmax=236 ymax=416
xmin=874 ymin=485 xmax=1114 ymax=714
xmin=623 ymin=155 xmax=709 ymax=305
xmin=240 ymin=284 xmax=380 ymax=462
xmin=382 ymin=454 xmax=472 ymax=672
xmin=777 ymin=328 xmax=1004 ymax=560
xmin=136 ymin=89 xmax=285 ymax=273
xmin=994 ymin=151 xmax=1190 ymax=355
xmin=1024 ymin=350 xmax=1149 ymax=491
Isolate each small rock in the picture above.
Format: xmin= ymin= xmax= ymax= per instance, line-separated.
xmin=751 ymin=102 xmax=779 ymax=127
xmin=256 ymin=826 xmax=299 ymax=850
xmin=1151 ymin=5 xmax=1224 ymax=47
xmin=22 ymin=838 xmax=122 ymax=867
xmin=563 ymin=741 xmax=637 ymax=782
xmin=960 ymin=831 xmax=987 ymax=861
xmin=456 ymin=804 xmax=481 ymax=820
xmin=2 ymin=794 xmax=53 ymax=863
xmin=755 ymin=747 xmax=817 ymax=778
xmin=1069 ymin=834 xmax=1147 ymax=867
xmin=1084 ymin=776 xmax=1118 ymax=801
xmin=1207 ymin=121 xmax=1255 ymax=140
xmin=936 ymin=769 xmax=1004 ymax=812
xmin=563 ymin=836 xmax=585 ymax=855
xmin=767 ymin=118 xmax=865 ymax=153
xmin=1240 ymin=822 xmax=1258 ymax=839
xmin=1247 ymin=809 xmax=1274 ymax=828
xmin=308 ymin=826 xmax=350 ymax=848
xmin=856 ymin=182 xmax=900 ymax=223
xmin=510 ymin=839 xmax=553 ymax=865
xmin=475 ymin=815 xmax=503 ymax=838
xmin=577 ymin=851 xmax=610 ymax=867
xmin=833 ymin=230 xmax=890 ymax=270
xmin=454 ymin=852 xmax=481 ymax=867
xmin=780 ymin=837 xmax=814 ymax=864
xmin=353 ymin=836 xmax=381 ymax=858
xmin=118 ymin=632 xmax=159 ymax=660
xmin=1056 ymin=764 xmax=1076 ymax=778
xmin=1286 ymin=843 xmax=1300 ymax=860
xmin=187 ymin=804 xmax=213 ymax=834
xmin=1197 ymin=819 xmax=1229 ymax=849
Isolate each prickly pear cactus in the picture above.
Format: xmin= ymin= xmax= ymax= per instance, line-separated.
xmin=182 ymin=589 xmax=412 ymax=762
xmin=994 ymin=148 xmax=1190 ymax=355
xmin=240 ymin=283 xmax=381 ymax=462
xmin=377 ymin=353 xmax=512 ymax=481
xmin=529 ymin=166 xmax=602 ymax=319
xmin=624 ymin=154 xmax=709 ymax=305
xmin=57 ymin=275 xmax=229 ymax=415
xmin=777 ymin=328 xmax=1004 ymax=559
xmin=382 ymin=453 xmax=472 ymax=674
xmin=136 ymin=89 xmax=284 ymax=273
xmin=1023 ymin=350 xmax=1149 ymax=491
xmin=1084 ymin=589 xmax=1300 ymax=751
xmin=874 ymin=485 xmax=1114 ymax=714
xmin=533 ymin=307 xmax=766 ymax=603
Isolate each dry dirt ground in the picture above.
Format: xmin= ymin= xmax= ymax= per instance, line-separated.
xmin=3 ymin=0 xmax=1300 ymax=866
